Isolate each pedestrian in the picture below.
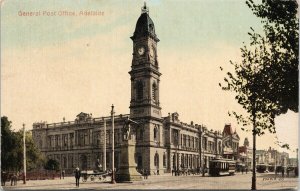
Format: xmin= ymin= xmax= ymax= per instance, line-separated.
xmin=246 ymin=168 xmax=248 ymax=174
xmin=242 ymin=168 xmax=244 ymax=174
xmin=287 ymin=169 xmax=289 ymax=177
xmin=62 ymin=170 xmax=65 ymax=179
xmin=281 ymin=168 xmax=284 ymax=177
xmin=10 ymin=173 xmax=17 ymax=186
xmin=1 ymin=171 xmax=7 ymax=186
xmin=74 ymin=167 xmax=81 ymax=187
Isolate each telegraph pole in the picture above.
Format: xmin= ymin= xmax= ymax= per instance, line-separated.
xmin=251 ymin=116 xmax=256 ymax=190
xmin=111 ymin=104 xmax=116 ymax=184
xmin=103 ymin=117 xmax=107 ymax=172
xmin=23 ymin=124 xmax=27 ymax=184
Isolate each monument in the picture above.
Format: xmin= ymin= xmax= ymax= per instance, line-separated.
xmin=115 ymin=117 xmax=143 ymax=182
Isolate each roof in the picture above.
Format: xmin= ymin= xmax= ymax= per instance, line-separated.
xmin=76 ymin=112 xmax=89 ymax=117
xmin=131 ymin=5 xmax=159 ymax=41
xmin=223 ymin=124 xmax=234 ymax=135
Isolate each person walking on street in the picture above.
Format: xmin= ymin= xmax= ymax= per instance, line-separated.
xmin=10 ymin=173 xmax=17 ymax=186
xmin=74 ymin=167 xmax=81 ymax=187
xmin=62 ymin=170 xmax=65 ymax=179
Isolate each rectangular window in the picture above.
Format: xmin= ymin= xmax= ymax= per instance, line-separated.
xmin=192 ymin=137 xmax=194 ymax=148
xmin=203 ymin=137 xmax=207 ymax=150
xmin=181 ymin=134 xmax=183 ymax=146
xmin=70 ymin=133 xmax=74 ymax=148
xmin=173 ymin=129 xmax=178 ymax=145
xmin=106 ymin=130 xmax=110 ymax=145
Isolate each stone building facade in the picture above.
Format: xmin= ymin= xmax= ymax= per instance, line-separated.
xmin=222 ymin=124 xmax=240 ymax=160
xmin=256 ymin=147 xmax=289 ymax=171
xmin=238 ymin=138 xmax=253 ymax=170
xmin=32 ymin=4 xmax=238 ymax=175
xmin=32 ymin=113 xmax=129 ymax=174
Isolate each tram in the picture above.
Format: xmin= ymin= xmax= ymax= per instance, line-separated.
xmin=209 ymin=158 xmax=236 ymax=176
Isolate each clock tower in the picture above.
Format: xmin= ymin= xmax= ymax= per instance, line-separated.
xmin=129 ymin=3 xmax=161 ymax=120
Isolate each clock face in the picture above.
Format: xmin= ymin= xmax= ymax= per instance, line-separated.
xmin=138 ymin=47 xmax=145 ymax=55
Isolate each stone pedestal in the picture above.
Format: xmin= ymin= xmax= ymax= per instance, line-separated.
xmin=116 ymin=139 xmax=143 ymax=182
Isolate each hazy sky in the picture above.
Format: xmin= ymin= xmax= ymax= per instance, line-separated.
xmin=1 ymin=0 xmax=298 ymax=157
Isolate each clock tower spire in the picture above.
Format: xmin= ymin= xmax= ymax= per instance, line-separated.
xmin=129 ymin=3 xmax=161 ymax=119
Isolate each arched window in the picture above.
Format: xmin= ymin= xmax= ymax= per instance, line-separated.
xmin=154 ymin=153 xmax=159 ymax=168
xmin=154 ymin=127 xmax=157 ymax=141
xmin=218 ymin=142 xmax=222 ymax=154
xmin=152 ymin=82 xmax=157 ymax=101
xmin=163 ymin=153 xmax=166 ymax=167
xmin=136 ymin=81 xmax=143 ymax=100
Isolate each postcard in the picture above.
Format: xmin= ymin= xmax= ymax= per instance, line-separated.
xmin=1 ymin=0 xmax=298 ymax=190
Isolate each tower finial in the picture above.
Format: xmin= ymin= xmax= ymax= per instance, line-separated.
xmin=141 ymin=1 xmax=149 ymax=14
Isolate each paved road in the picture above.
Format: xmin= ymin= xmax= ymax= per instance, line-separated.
xmin=2 ymin=173 xmax=298 ymax=190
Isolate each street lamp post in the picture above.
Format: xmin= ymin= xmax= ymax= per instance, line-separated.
xmin=103 ymin=117 xmax=107 ymax=172
xmin=111 ymin=104 xmax=116 ymax=184
xmin=23 ymin=124 xmax=26 ymax=184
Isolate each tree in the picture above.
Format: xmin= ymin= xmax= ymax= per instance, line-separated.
xmin=1 ymin=116 xmax=18 ymax=171
xmin=1 ymin=116 xmax=45 ymax=172
xmin=44 ymin=159 xmax=60 ymax=171
xmin=246 ymin=0 xmax=299 ymax=115
xmin=220 ymin=43 xmax=277 ymax=190
xmin=23 ymin=131 xmax=46 ymax=171
xmin=220 ymin=1 xmax=298 ymax=190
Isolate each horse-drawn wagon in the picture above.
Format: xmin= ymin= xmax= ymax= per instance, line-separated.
xmin=81 ymin=170 xmax=112 ymax=182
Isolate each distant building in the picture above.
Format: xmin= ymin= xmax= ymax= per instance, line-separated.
xmin=239 ymin=138 xmax=253 ymax=170
xmin=256 ymin=147 xmax=289 ymax=172
xmin=288 ymin=158 xmax=298 ymax=167
xmin=222 ymin=124 xmax=240 ymax=160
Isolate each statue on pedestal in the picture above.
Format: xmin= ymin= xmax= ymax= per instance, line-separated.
xmin=116 ymin=117 xmax=143 ymax=182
